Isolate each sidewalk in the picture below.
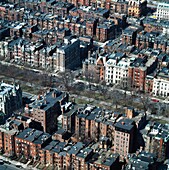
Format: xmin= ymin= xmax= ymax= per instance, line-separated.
xmin=0 ymin=155 xmax=39 ymax=170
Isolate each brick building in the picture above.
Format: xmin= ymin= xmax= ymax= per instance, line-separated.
xmin=141 ymin=122 xmax=169 ymax=161
xmin=128 ymin=56 xmax=158 ymax=91
xmin=15 ymin=128 xmax=51 ymax=160
xmin=61 ymin=102 xmax=78 ymax=133
xmin=128 ymin=0 xmax=147 ymax=18
xmin=0 ymin=122 xmax=19 ymax=156
xmin=75 ymin=105 xmax=116 ymax=143
xmin=96 ymin=20 xmax=115 ymax=42
xmin=24 ymin=89 xmax=68 ymax=133
xmin=114 ymin=119 xmax=136 ymax=158
xmin=122 ymin=26 xmax=143 ymax=45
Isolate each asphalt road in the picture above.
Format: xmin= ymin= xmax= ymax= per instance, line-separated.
xmin=0 ymin=163 xmax=22 ymax=170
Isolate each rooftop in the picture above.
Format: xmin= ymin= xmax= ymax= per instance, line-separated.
xmin=16 ymin=128 xmax=51 ymax=144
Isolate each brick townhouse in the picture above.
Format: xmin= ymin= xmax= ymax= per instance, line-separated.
xmin=0 ymin=124 xmax=19 ymax=156
xmin=96 ymin=20 xmax=116 ymax=42
xmin=75 ymin=105 xmax=117 ymax=142
xmin=136 ymin=31 xmax=169 ymax=53
xmin=122 ymin=25 xmax=143 ymax=45
xmin=128 ymin=56 xmax=158 ymax=91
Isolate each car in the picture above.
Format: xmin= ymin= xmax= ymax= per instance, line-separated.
xmin=15 ymin=165 xmax=22 ymax=168
xmin=151 ymin=98 xmax=159 ymax=102
xmin=0 ymin=160 xmax=4 ymax=165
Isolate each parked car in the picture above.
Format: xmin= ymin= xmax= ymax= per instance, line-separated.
xmin=0 ymin=159 xmax=4 ymax=165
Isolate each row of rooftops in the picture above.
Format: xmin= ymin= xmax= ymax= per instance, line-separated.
xmin=0 ymin=82 xmax=20 ymax=96
xmin=143 ymin=17 xmax=169 ymax=28
xmin=4 ymin=35 xmax=79 ymax=55
xmin=72 ymin=104 xmax=142 ymax=132
xmin=16 ymin=128 xmax=51 ymax=144
xmin=126 ymin=151 xmax=157 ymax=170
xmin=1 ymin=118 xmax=119 ymax=166
xmin=137 ymin=31 xmax=169 ymax=45
xmin=0 ymin=2 xmax=110 ymax=19
xmin=0 ymin=1 xmax=73 ymax=10
xmin=141 ymin=121 xmax=169 ymax=142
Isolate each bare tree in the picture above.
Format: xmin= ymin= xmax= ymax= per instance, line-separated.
xmin=140 ymin=93 xmax=152 ymax=112
xmin=98 ymin=80 xmax=108 ymax=100
xmin=59 ymin=69 xmax=74 ymax=92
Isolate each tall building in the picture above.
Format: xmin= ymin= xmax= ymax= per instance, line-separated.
xmin=55 ymin=37 xmax=80 ymax=72
xmin=114 ymin=119 xmax=136 ymax=158
xmin=156 ymin=2 xmax=169 ymax=21
xmin=24 ymin=89 xmax=68 ymax=133
xmin=0 ymin=82 xmax=22 ymax=115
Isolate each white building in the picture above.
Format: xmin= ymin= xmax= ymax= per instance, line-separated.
xmin=0 ymin=82 xmax=22 ymax=115
xmin=105 ymin=54 xmax=131 ymax=86
xmin=156 ymin=2 xmax=169 ymax=20
xmin=152 ymin=78 xmax=169 ymax=97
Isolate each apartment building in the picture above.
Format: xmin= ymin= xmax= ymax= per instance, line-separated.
xmin=128 ymin=0 xmax=147 ymax=18
xmin=128 ymin=55 xmax=158 ymax=91
xmin=15 ymin=128 xmax=51 ymax=160
xmin=141 ymin=122 xmax=169 ymax=161
xmin=0 ymin=82 xmax=22 ymax=115
xmin=122 ymin=25 xmax=143 ymax=45
xmin=105 ymin=53 xmax=130 ymax=85
xmin=114 ymin=119 xmax=136 ymax=158
xmin=75 ymin=105 xmax=117 ymax=142
xmin=0 ymin=122 xmax=20 ymax=156
xmin=152 ymin=68 xmax=169 ymax=97
xmin=24 ymin=89 xmax=68 ymax=133
xmin=55 ymin=37 xmax=80 ymax=72
xmin=156 ymin=2 xmax=169 ymax=21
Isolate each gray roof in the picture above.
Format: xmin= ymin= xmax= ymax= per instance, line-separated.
xmin=67 ymin=142 xmax=84 ymax=155
xmin=16 ymin=128 xmax=51 ymax=144
xmin=115 ymin=119 xmax=134 ymax=132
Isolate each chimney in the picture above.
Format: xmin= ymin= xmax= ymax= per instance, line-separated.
xmin=61 ymin=105 xmax=65 ymax=114
xmin=37 ymin=95 xmax=41 ymax=100
xmin=26 ymin=104 xmax=29 ymax=109
xmin=52 ymin=92 xmax=56 ymax=98
xmin=44 ymin=98 xmax=47 ymax=104
xmin=121 ymin=121 xmax=125 ymax=125
xmin=88 ymin=50 xmax=91 ymax=59
xmin=125 ymin=107 xmax=134 ymax=119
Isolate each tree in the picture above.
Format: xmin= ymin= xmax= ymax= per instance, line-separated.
xmin=98 ymin=80 xmax=108 ymax=100
xmin=140 ymin=93 xmax=152 ymax=113
xmin=59 ymin=69 xmax=74 ymax=92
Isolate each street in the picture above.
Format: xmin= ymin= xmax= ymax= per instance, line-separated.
xmin=0 ymin=162 xmax=23 ymax=170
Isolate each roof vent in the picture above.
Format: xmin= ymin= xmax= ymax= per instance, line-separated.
xmin=121 ymin=121 xmax=125 ymax=125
